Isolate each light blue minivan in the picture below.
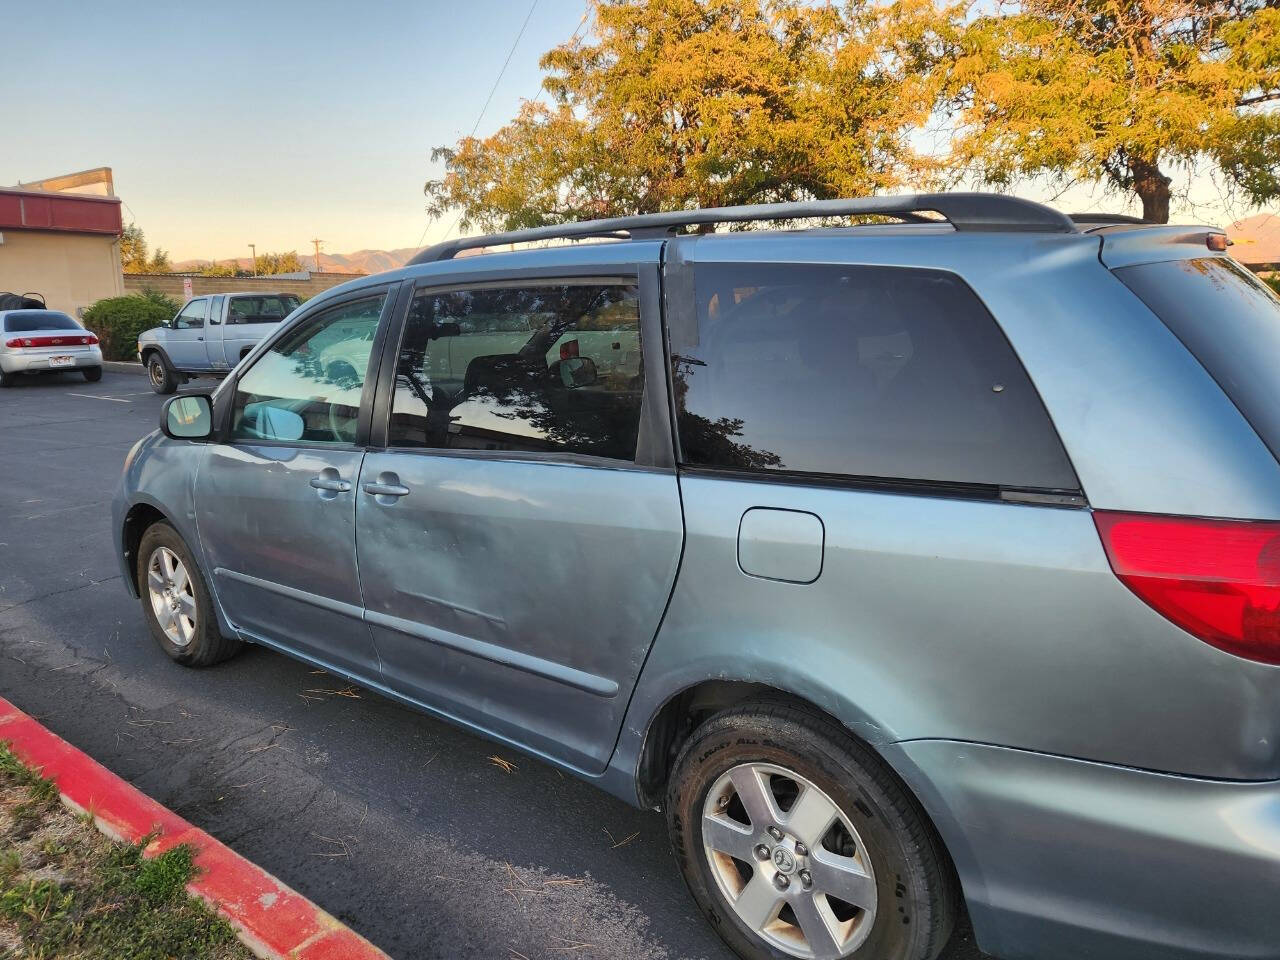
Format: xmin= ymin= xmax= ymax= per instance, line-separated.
xmin=114 ymin=194 xmax=1280 ymax=960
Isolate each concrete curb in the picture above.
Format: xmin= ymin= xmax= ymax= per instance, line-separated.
xmin=103 ymin=360 xmax=145 ymax=374
xmin=0 ymin=697 xmax=391 ymax=960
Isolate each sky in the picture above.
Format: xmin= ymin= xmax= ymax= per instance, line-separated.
xmin=1 ymin=0 xmax=586 ymax=261
xmin=0 ymin=0 xmax=1266 ymax=263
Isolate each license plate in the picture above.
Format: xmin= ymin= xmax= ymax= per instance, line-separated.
xmin=49 ymin=356 xmax=74 ymax=367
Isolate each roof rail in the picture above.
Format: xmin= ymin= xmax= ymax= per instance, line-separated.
xmin=409 ymin=192 xmax=1078 ymax=264
xmin=1070 ymin=213 xmax=1150 ymax=228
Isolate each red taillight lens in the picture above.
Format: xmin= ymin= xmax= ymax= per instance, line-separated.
xmin=1095 ymin=511 xmax=1280 ymax=665
xmin=2 ymin=334 xmax=95 ymax=348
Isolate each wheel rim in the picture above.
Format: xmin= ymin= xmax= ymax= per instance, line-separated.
xmin=149 ymin=359 xmax=164 ymax=387
xmin=701 ymin=763 xmax=877 ymax=959
xmin=146 ymin=547 xmax=197 ymax=647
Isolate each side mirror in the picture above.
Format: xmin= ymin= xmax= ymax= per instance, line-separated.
xmin=559 ymin=355 xmax=598 ymax=388
xmin=160 ymin=394 xmax=213 ymax=441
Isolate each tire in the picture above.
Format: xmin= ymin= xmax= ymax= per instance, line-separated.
xmin=146 ymin=352 xmax=178 ymax=394
xmin=667 ymin=702 xmax=956 ymax=960
xmin=82 ymin=366 xmax=103 ymax=382
xmin=136 ymin=522 xmax=242 ymax=667
xmin=0 ymin=370 xmax=15 ymax=388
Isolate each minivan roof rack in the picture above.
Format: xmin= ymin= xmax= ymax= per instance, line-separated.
xmin=409 ymin=192 xmax=1079 ymax=264
xmin=1070 ymin=213 xmax=1150 ymax=228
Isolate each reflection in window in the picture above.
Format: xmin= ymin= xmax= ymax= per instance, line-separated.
xmin=231 ymin=295 xmax=385 ymax=445
xmin=389 ymin=284 xmax=644 ymax=461
xmin=674 ymin=263 xmax=1077 ymax=489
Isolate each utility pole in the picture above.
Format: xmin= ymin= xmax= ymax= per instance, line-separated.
xmin=248 ymin=243 xmax=257 ymax=277
xmin=311 ymin=238 xmax=325 ymax=273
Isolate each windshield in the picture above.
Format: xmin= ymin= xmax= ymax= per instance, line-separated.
xmin=1115 ymin=257 xmax=1280 ymax=463
xmin=226 ymin=295 xmax=301 ymax=324
xmin=3 ymin=311 xmax=80 ymax=333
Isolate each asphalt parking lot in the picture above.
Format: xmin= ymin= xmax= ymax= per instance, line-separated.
xmin=0 ymin=369 xmax=987 ymax=960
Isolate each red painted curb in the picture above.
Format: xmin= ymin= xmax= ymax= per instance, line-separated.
xmin=0 ymin=697 xmax=391 ymax=960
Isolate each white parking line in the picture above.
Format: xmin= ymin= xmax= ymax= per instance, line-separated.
xmin=66 ymin=393 xmax=132 ymax=403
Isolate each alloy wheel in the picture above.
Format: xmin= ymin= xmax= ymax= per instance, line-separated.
xmin=146 ymin=546 xmax=197 ymax=647
xmin=701 ymin=762 xmax=877 ymax=959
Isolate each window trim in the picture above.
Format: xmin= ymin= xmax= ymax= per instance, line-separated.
xmin=218 ymin=282 xmax=400 ymax=450
xmin=369 ymin=271 xmax=672 ymax=470
xmin=661 ymin=250 xmax=1082 ymax=495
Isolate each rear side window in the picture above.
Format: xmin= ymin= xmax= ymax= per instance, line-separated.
xmin=672 ymin=263 xmax=1077 ymax=489
xmin=3 ymin=311 xmax=79 ymax=332
xmin=1115 ymin=257 xmax=1280 ymax=465
xmin=227 ymin=295 xmax=301 ymax=324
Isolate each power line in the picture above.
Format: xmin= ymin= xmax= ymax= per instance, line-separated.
xmin=417 ymin=0 xmax=589 ymax=251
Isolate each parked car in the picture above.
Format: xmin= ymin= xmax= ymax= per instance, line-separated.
xmin=137 ymin=292 xmax=301 ymax=394
xmin=1 ymin=305 xmax=102 ymax=387
xmin=113 ymin=194 xmax=1280 ymax=960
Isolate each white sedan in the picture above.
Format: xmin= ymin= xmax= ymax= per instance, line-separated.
xmin=1 ymin=309 xmax=103 ymax=387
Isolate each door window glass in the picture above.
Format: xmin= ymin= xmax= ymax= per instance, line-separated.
xmin=389 ymin=283 xmax=643 ymax=461
xmin=231 ymin=294 xmax=385 ymax=445
xmin=672 ymin=263 xmax=1077 ymax=489
xmin=174 ymin=300 xmax=206 ymax=329
xmin=227 ymin=295 xmax=302 ymax=324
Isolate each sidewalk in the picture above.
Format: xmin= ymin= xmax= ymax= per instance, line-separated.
xmin=0 ymin=696 xmax=391 ymax=960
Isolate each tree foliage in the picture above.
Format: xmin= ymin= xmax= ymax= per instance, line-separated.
xmin=120 ymin=224 xmax=171 ymax=274
xmin=198 ymin=251 xmax=304 ymax=277
xmin=934 ymin=0 xmax=1280 ymax=221
xmin=82 ymin=291 xmax=179 ymax=360
xmin=425 ymin=0 xmax=933 ymax=232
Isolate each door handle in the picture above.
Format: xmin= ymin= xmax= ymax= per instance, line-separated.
xmin=363 ymin=481 xmax=410 ymax=498
xmin=309 ymin=475 xmax=351 ymax=492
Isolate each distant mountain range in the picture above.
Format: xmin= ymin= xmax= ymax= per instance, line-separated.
xmin=171 ymin=247 xmax=420 ymax=276
xmin=1227 ymin=212 xmax=1280 ymax=265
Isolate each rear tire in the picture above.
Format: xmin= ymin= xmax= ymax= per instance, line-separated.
xmin=82 ymin=366 xmax=102 ymax=382
xmin=0 ymin=370 xmax=15 ymax=388
xmin=667 ymin=702 xmax=957 ymax=960
xmin=137 ymin=522 xmax=242 ymax=667
xmin=146 ymin=353 xmax=177 ymax=394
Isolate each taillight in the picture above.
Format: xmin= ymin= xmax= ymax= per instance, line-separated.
xmin=2 ymin=334 xmax=96 ymax=348
xmin=1094 ymin=511 xmax=1280 ymax=665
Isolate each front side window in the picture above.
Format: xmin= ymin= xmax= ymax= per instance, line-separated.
xmin=231 ymin=294 xmax=385 ymax=445
xmin=388 ymin=283 xmax=644 ymax=461
xmin=671 ymin=263 xmax=1077 ymax=489
xmin=227 ymin=295 xmax=301 ymax=324
xmin=174 ymin=299 xmax=206 ymax=329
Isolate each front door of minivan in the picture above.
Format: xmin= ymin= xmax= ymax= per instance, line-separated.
xmin=356 ymin=271 xmax=682 ymax=774
xmin=196 ymin=288 xmax=396 ymax=678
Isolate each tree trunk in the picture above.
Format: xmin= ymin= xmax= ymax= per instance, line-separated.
xmin=1131 ymin=158 xmax=1172 ymax=223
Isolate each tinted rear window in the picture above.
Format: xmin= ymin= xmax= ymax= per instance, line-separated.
xmin=671 ymin=263 xmax=1077 ymax=490
xmin=227 ymin=296 xmax=301 ymax=324
xmin=3 ymin=311 xmax=79 ymax=332
xmin=1115 ymin=258 xmax=1280 ymax=465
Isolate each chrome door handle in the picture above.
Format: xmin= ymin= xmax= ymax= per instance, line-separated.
xmin=362 ymin=481 xmax=410 ymax=498
xmin=309 ymin=476 xmax=351 ymax=492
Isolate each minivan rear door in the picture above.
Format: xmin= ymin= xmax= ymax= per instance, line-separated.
xmin=356 ymin=261 xmax=681 ymax=774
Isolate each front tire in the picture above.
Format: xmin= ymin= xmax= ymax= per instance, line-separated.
xmin=137 ymin=522 xmax=242 ymax=667
xmin=146 ymin=353 xmax=177 ymax=394
xmin=667 ymin=702 xmax=956 ymax=960
xmin=83 ymin=366 xmax=102 ymax=382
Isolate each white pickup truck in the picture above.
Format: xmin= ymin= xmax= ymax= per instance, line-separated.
xmin=137 ymin=292 xmax=301 ymax=394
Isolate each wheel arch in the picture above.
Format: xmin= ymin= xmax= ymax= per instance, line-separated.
xmin=121 ymin=501 xmax=170 ymax=598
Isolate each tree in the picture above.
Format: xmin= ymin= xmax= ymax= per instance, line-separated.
xmin=935 ymin=0 xmax=1280 ymax=222
xmin=254 ymin=251 xmax=304 ymax=275
xmin=199 ymin=260 xmax=248 ymax=278
xmin=425 ymin=0 xmax=932 ymax=232
xmin=119 ymin=224 xmax=171 ymax=274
